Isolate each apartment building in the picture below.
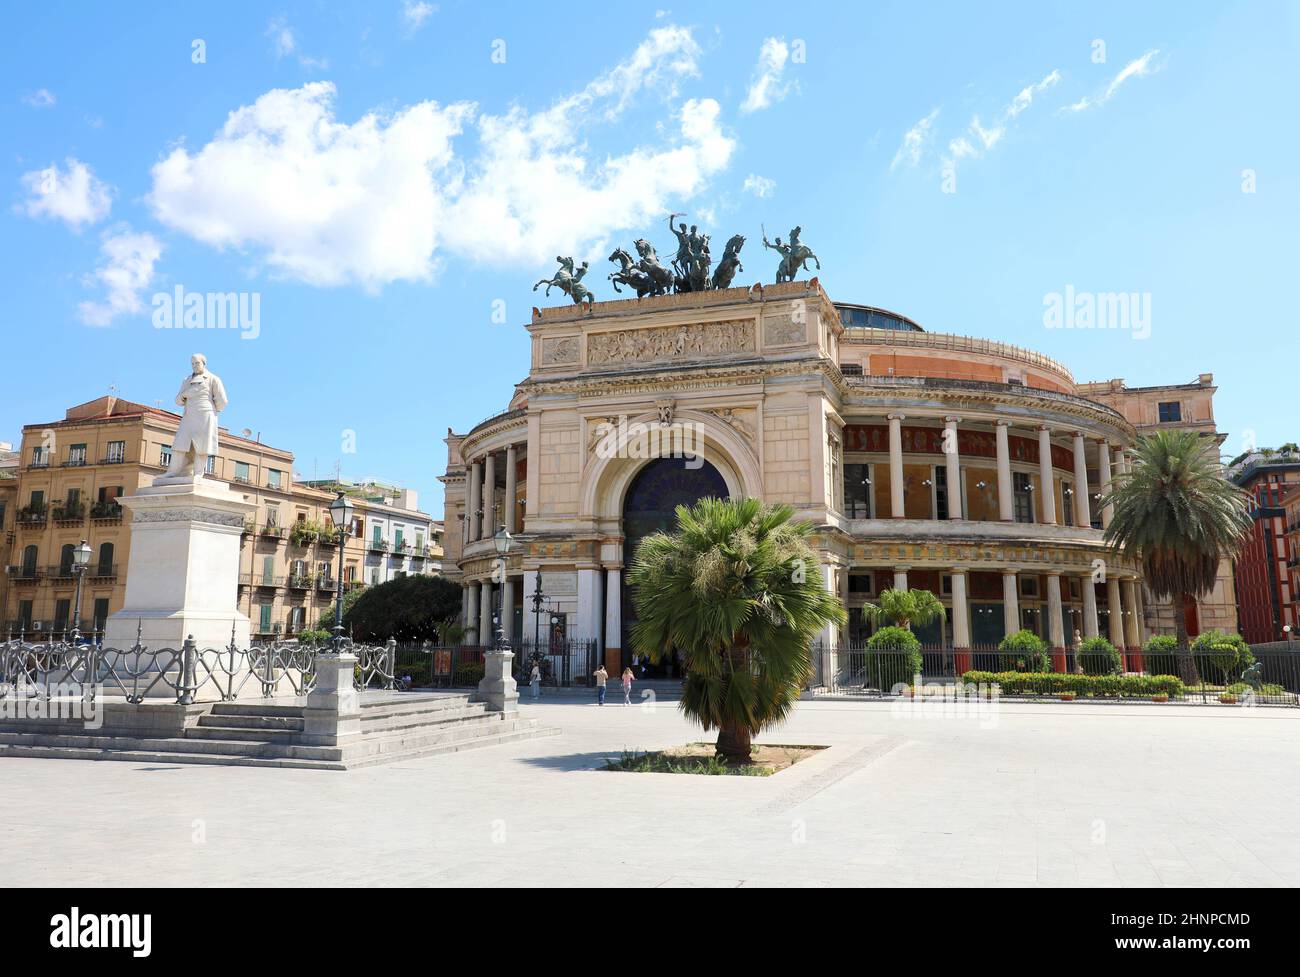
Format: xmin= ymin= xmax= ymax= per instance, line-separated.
xmin=2 ymin=396 xmax=439 ymax=641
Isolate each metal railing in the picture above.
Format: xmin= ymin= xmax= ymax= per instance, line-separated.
xmin=0 ymin=635 xmax=398 ymax=704
xmin=386 ymin=638 xmax=599 ymax=689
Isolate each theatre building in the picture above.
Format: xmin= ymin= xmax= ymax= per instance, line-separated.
xmin=441 ymin=280 xmax=1206 ymax=676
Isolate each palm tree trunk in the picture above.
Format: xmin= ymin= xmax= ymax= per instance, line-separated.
xmin=716 ymin=634 xmax=754 ymax=765
xmin=716 ymin=724 xmax=753 ymax=765
xmin=1174 ymin=594 xmax=1200 ymax=686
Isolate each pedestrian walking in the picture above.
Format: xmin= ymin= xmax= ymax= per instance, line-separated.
xmin=529 ymin=662 xmax=541 ymax=700
xmin=593 ymin=664 xmax=608 ymax=705
xmin=621 ymin=666 xmax=634 ymax=706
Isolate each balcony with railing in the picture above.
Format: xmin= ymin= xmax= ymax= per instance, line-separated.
xmin=367 ymin=538 xmax=390 ymax=553
xmin=17 ymin=505 xmax=47 ymax=528
xmin=89 ymin=563 xmax=118 ymax=580
xmin=90 ymin=500 xmax=124 ymax=522
xmin=52 ymin=502 xmax=86 ymax=525
xmin=287 ymin=572 xmax=313 ymax=590
xmin=316 ymin=575 xmax=335 ymax=592
xmin=5 ymin=566 xmax=42 ymax=583
xmin=258 ymin=525 xmax=286 ymax=543
xmin=47 ymin=563 xmax=79 ymax=580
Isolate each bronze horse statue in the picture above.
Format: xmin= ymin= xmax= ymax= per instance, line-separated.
xmin=710 ymin=234 xmax=746 ymax=290
xmin=607 ymin=248 xmax=656 ymax=298
xmin=534 ymin=256 xmax=595 ymax=305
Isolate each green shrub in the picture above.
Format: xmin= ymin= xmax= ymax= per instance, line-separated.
xmin=1191 ymin=630 xmax=1255 ymax=683
xmin=1076 ymin=636 xmax=1122 ymax=675
xmin=1226 ymin=681 xmax=1285 ymax=696
xmin=453 ymin=662 xmax=485 ymax=686
xmin=297 ymin=628 xmax=332 ymax=645
xmin=394 ymin=661 xmax=431 ymax=686
xmin=1142 ymin=634 xmax=1179 ymax=677
xmin=962 ymin=670 xmax=1185 ymax=699
xmin=865 ymin=626 xmax=922 ymax=691
xmin=997 ymin=629 xmax=1051 ymax=672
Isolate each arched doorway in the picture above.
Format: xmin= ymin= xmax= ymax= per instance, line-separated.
xmin=621 ymin=456 xmax=729 ymax=676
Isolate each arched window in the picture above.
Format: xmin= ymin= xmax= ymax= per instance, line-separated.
xmin=97 ymin=542 xmax=114 ymax=575
xmin=59 ymin=544 xmax=75 ymax=575
xmin=21 ymin=545 xmax=38 ymax=576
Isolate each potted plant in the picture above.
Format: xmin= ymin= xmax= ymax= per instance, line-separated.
xmin=1150 ymin=693 xmax=1169 ymax=703
xmin=1058 ymin=691 xmax=1076 ymax=701
xmin=1218 ymin=693 xmax=1238 ymax=704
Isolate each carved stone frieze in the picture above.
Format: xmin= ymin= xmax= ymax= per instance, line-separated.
xmin=586 ymin=318 xmax=755 ymax=366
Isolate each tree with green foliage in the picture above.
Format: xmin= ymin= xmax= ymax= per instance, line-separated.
xmin=1102 ymin=430 xmax=1250 ymax=682
xmin=998 ymin=629 xmax=1051 ymax=672
xmin=341 ymin=575 xmax=463 ymax=642
xmin=860 ymin=587 xmax=945 ymax=631
xmin=1076 ymin=636 xmax=1122 ymax=675
xmin=629 ymin=497 xmax=846 ymax=765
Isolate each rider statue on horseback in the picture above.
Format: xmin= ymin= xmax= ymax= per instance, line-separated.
xmin=534 ymin=256 xmax=595 ymax=306
xmin=763 ymin=225 xmax=821 ymax=284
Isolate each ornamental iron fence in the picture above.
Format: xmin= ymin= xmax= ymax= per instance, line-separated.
xmin=0 ymin=634 xmax=397 ymax=705
xmin=387 ymin=638 xmax=599 ymax=690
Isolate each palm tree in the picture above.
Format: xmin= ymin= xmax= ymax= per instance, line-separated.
xmin=629 ymin=497 xmax=846 ymax=765
xmin=860 ymin=588 xmax=945 ymax=631
xmin=1102 ymin=430 xmax=1250 ymax=682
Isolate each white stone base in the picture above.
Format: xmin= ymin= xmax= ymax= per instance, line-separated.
xmin=104 ymin=477 xmax=257 ymax=698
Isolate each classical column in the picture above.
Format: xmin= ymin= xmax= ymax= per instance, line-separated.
xmin=1122 ymin=577 xmax=1142 ymax=670
xmin=1037 ymin=426 xmax=1057 ymax=525
xmin=478 ymin=580 xmax=493 ymax=645
xmin=887 ymin=413 xmax=906 ymax=518
xmin=1072 ymin=431 xmax=1092 ymax=528
xmin=1098 ymin=440 xmax=1114 ymax=529
xmin=1046 ymin=571 xmax=1066 ymax=671
xmin=504 ymin=444 xmax=518 ymax=534
xmin=893 ymin=566 xmax=909 ymax=592
xmin=605 ymin=567 xmax=622 ymax=669
xmin=996 ymin=420 xmax=1014 ymax=522
xmin=1114 ymin=446 xmax=1129 ymax=478
xmin=500 ymin=575 xmax=515 ymax=645
xmin=1002 ymin=570 xmax=1020 ymax=638
xmin=819 ymin=564 xmax=840 ymax=689
xmin=466 ymin=582 xmax=480 ymax=642
xmin=1106 ymin=575 xmax=1124 ymax=653
xmin=944 ymin=416 xmax=962 ymax=519
xmin=1081 ymin=573 xmax=1099 ymax=639
xmin=482 ymin=451 xmax=497 ymax=539
xmin=951 ymin=568 xmax=971 ymax=673
xmin=576 ymin=567 xmax=600 ymax=644
xmin=467 ymin=459 xmax=482 ymax=542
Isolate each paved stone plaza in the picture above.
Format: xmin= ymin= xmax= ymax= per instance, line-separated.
xmin=3 ymin=694 xmax=1297 ymax=887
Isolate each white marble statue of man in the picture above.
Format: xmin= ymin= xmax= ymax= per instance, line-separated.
xmin=164 ymin=353 xmax=228 ymax=479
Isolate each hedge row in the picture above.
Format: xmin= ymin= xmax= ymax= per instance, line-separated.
xmin=961 ymin=670 xmax=1186 ymax=698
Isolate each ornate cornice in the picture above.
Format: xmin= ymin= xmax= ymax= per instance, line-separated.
xmin=132 ymin=507 xmax=246 ymax=528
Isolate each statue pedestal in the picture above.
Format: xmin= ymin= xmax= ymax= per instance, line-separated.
xmin=104 ymin=476 xmax=257 ymax=655
xmin=473 ymin=649 xmax=518 ymax=714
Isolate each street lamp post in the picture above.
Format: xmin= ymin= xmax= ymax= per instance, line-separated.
xmin=70 ymin=539 xmax=91 ymax=644
xmin=529 ymin=572 xmax=547 ymax=650
xmin=492 ymin=527 xmax=514 ymax=651
xmin=327 ymin=490 xmax=355 ymax=656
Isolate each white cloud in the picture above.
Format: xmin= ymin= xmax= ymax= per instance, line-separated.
xmin=891 ymin=108 xmax=939 ymax=169
xmin=401 ymin=1 xmax=437 ymax=35
xmin=77 ymin=227 xmax=163 ymax=326
xmin=18 ymin=157 xmax=113 ymax=229
xmin=942 ymin=69 xmax=1060 ymax=172
xmin=149 ymin=82 xmax=468 ymax=288
xmin=22 ymin=88 xmax=56 ymax=108
xmin=743 ymin=173 xmax=775 ymax=198
xmin=1063 ymin=50 xmax=1161 ymax=113
xmin=741 ymin=37 xmax=793 ymax=113
xmin=147 ymin=26 xmax=732 ymax=287
xmin=266 ymin=17 xmax=328 ymax=70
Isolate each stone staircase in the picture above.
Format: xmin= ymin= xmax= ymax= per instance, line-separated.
xmin=0 ymin=692 xmax=556 ymax=770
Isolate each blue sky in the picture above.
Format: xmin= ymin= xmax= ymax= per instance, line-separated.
xmin=4 ymin=1 xmax=1297 ymax=514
